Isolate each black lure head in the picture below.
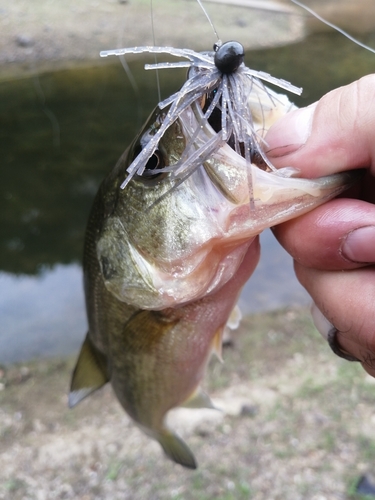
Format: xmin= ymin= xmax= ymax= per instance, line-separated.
xmin=214 ymin=41 xmax=245 ymax=75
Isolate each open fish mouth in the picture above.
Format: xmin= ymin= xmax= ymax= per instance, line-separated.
xmin=97 ymin=84 xmax=357 ymax=311
xmin=97 ymin=41 xmax=359 ymax=311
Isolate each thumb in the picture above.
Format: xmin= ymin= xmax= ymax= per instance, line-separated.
xmin=265 ymin=74 xmax=375 ymax=178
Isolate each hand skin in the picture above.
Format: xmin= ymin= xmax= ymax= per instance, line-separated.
xmin=265 ymin=74 xmax=375 ymax=377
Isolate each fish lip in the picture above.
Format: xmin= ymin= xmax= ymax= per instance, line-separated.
xmin=224 ymin=167 xmax=360 ymax=237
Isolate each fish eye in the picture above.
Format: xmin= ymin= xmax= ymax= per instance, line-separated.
xmin=132 ymin=144 xmax=166 ymax=180
xmin=143 ymin=150 xmax=164 ymax=175
xmin=214 ymin=41 xmax=245 ymax=75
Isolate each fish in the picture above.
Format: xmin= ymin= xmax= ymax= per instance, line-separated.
xmin=69 ymin=37 xmax=357 ymax=469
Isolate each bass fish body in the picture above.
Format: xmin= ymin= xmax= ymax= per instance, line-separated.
xmin=70 ymin=42 xmax=356 ymax=468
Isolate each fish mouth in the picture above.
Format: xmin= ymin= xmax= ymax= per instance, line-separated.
xmin=99 ymin=147 xmax=358 ymax=311
xmin=204 ymin=143 xmax=359 ymax=237
xmin=99 ymin=88 xmax=360 ymax=311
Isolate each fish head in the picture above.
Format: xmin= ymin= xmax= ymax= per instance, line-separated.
xmin=96 ymin=87 xmax=357 ymax=310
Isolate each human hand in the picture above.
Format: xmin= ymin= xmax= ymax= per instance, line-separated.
xmin=265 ymin=74 xmax=375 ymax=376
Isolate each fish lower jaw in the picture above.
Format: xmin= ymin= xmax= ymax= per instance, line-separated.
xmin=226 ymin=172 xmax=356 ymax=238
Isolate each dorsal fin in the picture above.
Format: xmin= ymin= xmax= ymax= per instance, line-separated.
xmin=69 ymin=333 xmax=110 ymax=408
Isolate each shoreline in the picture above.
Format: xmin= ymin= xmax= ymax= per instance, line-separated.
xmin=0 ymin=0 xmax=305 ymax=81
xmin=1 ymin=0 xmax=374 ymax=81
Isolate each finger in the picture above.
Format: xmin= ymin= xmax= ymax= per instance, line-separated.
xmin=265 ymin=74 xmax=375 ymax=178
xmin=295 ymin=262 xmax=375 ymax=376
xmin=272 ymin=198 xmax=375 ymax=270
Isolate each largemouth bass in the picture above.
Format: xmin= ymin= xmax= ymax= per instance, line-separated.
xmin=70 ymin=41 xmax=356 ymax=469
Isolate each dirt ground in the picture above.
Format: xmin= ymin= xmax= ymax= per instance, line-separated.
xmin=1 ymin=307 xmax=375 ymax=499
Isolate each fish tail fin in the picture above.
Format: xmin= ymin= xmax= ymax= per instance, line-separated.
xmin=69 ymin=333 xmax=109 ymax=408
xmin=156 ymin=429 xmax=197 ymax=470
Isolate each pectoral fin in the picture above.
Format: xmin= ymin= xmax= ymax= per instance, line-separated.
xmin=156 ymin=429 xmax=197 ymax=469
xmin=211 ymin=327 xmax=224 ymax=362
xmin=182 ymin=386 xmax=216 ymax=410
xmin=69 ymin=333 xmax=109 ymax=408
xmin=227 ymin=304 xmax=242 ymax=330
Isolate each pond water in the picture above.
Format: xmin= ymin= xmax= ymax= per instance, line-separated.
xmin=1 ymin=31 xmax=374 ymax=364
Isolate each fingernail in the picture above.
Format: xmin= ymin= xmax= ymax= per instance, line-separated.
xmin=310 ymin=302 xmax=333 ymax=341
xmin=341 ymin=226 xmax=375 ymax=263
xmin=265 ymin=103 xmax=317 ymax=158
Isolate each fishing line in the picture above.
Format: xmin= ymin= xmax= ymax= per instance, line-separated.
xmin=195 ymin=0 xmax=220 ymax=42
xmin=150 ymin=0 xmax=162 ymax=104
xmin=115 ymin=10 xmax=143 ymax=128
xmin=31 ymin=68 xmax=60 ymax=149
xmin=290 ymin=0 xmax=375 ymax=55
xmin=118 ymin=55 xmax=143 ymax=129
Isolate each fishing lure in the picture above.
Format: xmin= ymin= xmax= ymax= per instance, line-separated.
xmin=100 ymin=0 xmax=375 ymax=193
xmin=100 ymin=41 xmax=302 ymax=190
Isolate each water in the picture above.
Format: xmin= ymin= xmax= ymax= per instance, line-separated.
xmin=1 ymin=31 xmax=374 ymax=364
